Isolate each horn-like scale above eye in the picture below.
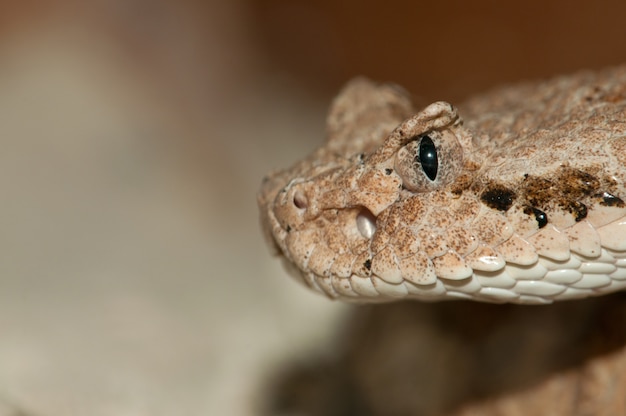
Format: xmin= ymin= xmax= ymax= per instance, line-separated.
xmin=395 ymin=130 xmax=464 ymax=192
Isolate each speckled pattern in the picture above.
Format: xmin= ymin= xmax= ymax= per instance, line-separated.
xmin=258 ymin=67 xmax=626 ymax=304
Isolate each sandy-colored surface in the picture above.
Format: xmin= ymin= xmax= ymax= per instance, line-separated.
xmin=0 ymin=11 xmax=345 ymax=416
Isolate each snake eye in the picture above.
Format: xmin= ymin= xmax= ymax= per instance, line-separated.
xmin=418 ymin=135 xmax=438 ymax=181
xmin=394 ymin=129 xmax=464 ymax=192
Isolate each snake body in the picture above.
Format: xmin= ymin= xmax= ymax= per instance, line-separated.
xmin=258 ymin=66 xmax=626 ymax=304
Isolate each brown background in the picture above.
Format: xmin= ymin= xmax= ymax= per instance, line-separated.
xmin=251 ymin=0 xmax=626 ymax=101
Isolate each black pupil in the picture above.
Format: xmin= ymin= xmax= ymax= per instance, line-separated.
xmin=418 ymin=135 xmax=438 ymax=181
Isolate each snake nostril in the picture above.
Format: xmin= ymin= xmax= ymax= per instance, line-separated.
xmin=293 ymin=191 xmax=308 ymax=209
xmin=356 ymin=207 xmax=377 ymax=239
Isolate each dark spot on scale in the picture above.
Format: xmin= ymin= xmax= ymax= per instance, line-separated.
xmin=364 ymin=259 xmax=372 ymax=270
xmin=450 ymin=173 xmax=473 ymax=196
xmin=451 ymin=188 xmax=463 ymax=196
xmin=286 ymin=225 xmax=291 ymax=233
xmin=385 ymin=168 xmax=393 ymax=175
xmin=524 ymin=206 xmax=548 ymax=228
xmin=521 ymin=175 xmax=554 ymax=207
xmin=600 ymin=192 xmax=625 ymax=207
xmin=481 ymin=185 xmax=516 ymax=211
xmin=565 ymin=200 xmax=588 ymax=221
xmin=558 ymin=167 xmax=599 ymax=196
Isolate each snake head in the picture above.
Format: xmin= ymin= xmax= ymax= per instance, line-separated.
xmin=259 ymin=72 xmax=626 ymax=304
xmin=258 ymin=79 xmax=481 ymax=301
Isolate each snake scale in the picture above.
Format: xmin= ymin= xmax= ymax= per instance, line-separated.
xmin=258 ymin=66 xmax=626 ymax=304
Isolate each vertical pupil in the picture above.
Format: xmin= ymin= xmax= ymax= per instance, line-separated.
xmin=419 ymin=135 xmax=438 ymax=181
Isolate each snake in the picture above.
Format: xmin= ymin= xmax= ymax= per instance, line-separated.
xmin=258 ymin=66 xmax=626 ymax=304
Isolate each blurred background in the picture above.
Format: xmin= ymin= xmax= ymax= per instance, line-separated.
xmin=0 ymin=1 xmax=625 ymax=415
